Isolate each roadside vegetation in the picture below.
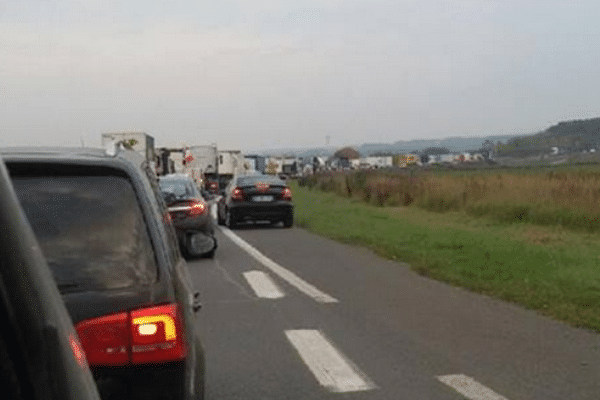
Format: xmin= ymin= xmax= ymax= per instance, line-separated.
xmin=300 ymin=167 xmax=600 ymax=233
xmin=290 ymin=167 xmax=600 ymax=332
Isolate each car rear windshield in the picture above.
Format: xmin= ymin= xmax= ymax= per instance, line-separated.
xmin=159 ymin=178 xmax=198 ymax=200
xmin=11 ymin=175 xmax=157 ymax=293
xmin=236 ymin=175 xmax=285 ymax=187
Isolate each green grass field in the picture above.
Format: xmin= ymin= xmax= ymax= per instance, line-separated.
xmin=290 ymin=180 xmax=600 ymax=332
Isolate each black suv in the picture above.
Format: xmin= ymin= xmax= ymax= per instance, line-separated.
xmin=1 ymin=147 xmax=204 ymax=400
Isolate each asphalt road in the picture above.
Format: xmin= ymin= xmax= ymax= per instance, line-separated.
xmin=186 ymin=219 xmax=600 ymax=400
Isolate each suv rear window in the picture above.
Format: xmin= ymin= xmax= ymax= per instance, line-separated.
xmin=12 ymin=175 xmax=157 ymax=292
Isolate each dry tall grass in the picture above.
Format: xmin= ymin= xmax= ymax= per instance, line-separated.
xmin=300 ymin=169 xmax=600 ymax=232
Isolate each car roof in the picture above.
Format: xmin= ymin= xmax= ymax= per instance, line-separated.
xmin=0 ymin=146 xmax=145 ymax=164
xmin=1 ymin=145 xmax=176 ymax=290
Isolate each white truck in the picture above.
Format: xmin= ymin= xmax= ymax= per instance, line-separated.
xmin=182 ymin=145 xmax=219 ymax=189
xmin=217 ymin=150 xmax=246 ymax=189
xmin=101 ymin=132 xmax=155 ymax=163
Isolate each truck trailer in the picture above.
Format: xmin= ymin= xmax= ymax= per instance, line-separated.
xmin=217 ymin=150 xmax=245 ymax=189
xmin=101 ymin=132 xmax=155 ymax=163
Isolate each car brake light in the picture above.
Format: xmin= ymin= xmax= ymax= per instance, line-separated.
xmin=75 ymin=304 xmax=186 ymax=367
xmin=231 ymin=187 xmax=244 ymax=201
xmin=188 ymin=201 xmax=207 ymax=216
xmin=281 ymin=187 xmax=292 ymax=201
xmin=130 ymin=304 xmax=186 ymax=364
xmin=75 ymin=312 xmax=129 ymax=366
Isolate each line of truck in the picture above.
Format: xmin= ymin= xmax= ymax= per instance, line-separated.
xmin=101 ymin=132 xmax=249 ymax=193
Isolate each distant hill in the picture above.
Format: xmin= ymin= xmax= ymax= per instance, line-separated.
xmin=246 ymin=146 xmax=338 ymax=158
xmin=247 ymin=117 xmax=600 ymax=159
xmin=357 ymin=135 xmax=517 ymax=155
xmin=542 ymin=117 xmax=600 ymax=139
xmin=497 ymin=117 xmax=600 ymax=156
xmin=249 ymin=135 xmax=517 ymax=158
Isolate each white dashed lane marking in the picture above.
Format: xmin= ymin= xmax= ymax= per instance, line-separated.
xmin=243 ymin=270 xmax=285 ymax=299
xmin=285 ymin=329 xmax=376 ymax=393
xmin=437 ymin=374 xmax=510 ymax=400
xmin=219 ymin=226 xmax=338 ymax=303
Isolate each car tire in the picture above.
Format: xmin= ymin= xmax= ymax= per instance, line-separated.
xmin=283 ymin=213 xmax=293 ymax=228
xmin=225 ymin=210 xmax=236 ymax=229
xmin=204 ymin=249 xmax=215 ymax=259
xmin=204 ymin=237 xmax=217 ymax=259
xmin=217 ymin=208 xmax=225 ymax=226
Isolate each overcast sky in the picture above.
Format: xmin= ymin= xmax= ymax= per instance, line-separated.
xmin=1 ymin=0 xmax=599 ymax=151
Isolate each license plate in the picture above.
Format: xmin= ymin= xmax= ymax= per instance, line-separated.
xmin=253 ymin=195 xmax=273 ymax=202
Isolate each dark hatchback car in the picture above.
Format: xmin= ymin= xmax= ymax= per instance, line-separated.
xmin=0 ymin=158 xmax=101 ymax=400
xmin=158 ymin=174 xmax=217 ymax=259
xmin=1 ymin=147 xmax=204 ymax=400
xmin=217 ymin=173 xmax=293 ymax=228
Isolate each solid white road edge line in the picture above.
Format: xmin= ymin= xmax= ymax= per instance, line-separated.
xmin=219 ymin=227 xmax=339 ymax=303
xmin=285 ymin=330 xmax=376 ymax=393
xmin=243 ymin=270 xmax=285 ymax=299
xmin=437 ymin=374 xmax=510 ymax=400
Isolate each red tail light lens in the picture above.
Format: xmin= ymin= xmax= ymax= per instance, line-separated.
xmin=75 ymin=312 xmax=129 ymax=366
xmin=281 ymin=187 xmax=292 ymax=201
xmin=131 ymin=304 xmax=186 ymax=364
xmin=231 ymin=187 xmax=244 ymax=201
xmin=75 ymin=304 xmax=186 ymax=367
xmin=188 ymin=201 xmax=207 ymax=216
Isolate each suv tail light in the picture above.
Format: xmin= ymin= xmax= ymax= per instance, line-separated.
xmin=75 ymin=312 xmax=129 ymax=366
xmin=187 ymin=200 xmax=207 ymax=216
xmin=131 ymin=304 xmax=186 ymax=364
xmin=231 ymin=187 xmax=244 ymax=201
xmin=281 ymin=187 xmax=292 ymax=201
xmin=75 ymin=304 xmax=186 ymax=367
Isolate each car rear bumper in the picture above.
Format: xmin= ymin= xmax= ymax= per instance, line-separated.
xmin=229 ymin=201 xmax=293 ymax=221
xmin=171 ymin=212 xmax=214 ymax=234
xmin=93 ymin=361 xmax=187 ymax=400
